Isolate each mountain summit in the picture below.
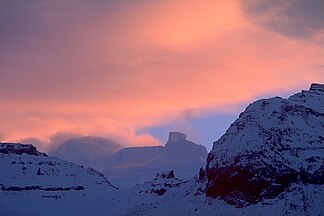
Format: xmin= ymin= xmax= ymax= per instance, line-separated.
xmin=204 ymin=83 xmax=324 ymax=207
xmin=164 ymin=132 xmax=208 ymax=163
xmin=166 ymin=132 xmax=187 ymax=144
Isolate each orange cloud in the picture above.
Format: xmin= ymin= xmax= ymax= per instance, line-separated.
xmin=0 ymin=0 xmax=323 ymax=148
xmin=132 ymin=0 xmax=245 ymax=47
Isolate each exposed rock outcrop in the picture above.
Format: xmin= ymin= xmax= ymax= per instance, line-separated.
xmin=156 ymin=170 xmax=175 ymax=179
xmin=167 ymin=132 xmax=187 ymax=144
xmin=0 ymin=143 xmax=47 ymax=156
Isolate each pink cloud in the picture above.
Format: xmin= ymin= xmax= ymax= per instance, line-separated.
xmin=0 ymin=0 xmax=322 ymax=147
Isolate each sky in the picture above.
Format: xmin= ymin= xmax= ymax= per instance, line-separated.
xmin=0 ymin=0 xmax=323 ymax=151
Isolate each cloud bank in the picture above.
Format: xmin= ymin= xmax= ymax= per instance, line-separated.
xmin=0 ymin=0 xmax=323 ymax=148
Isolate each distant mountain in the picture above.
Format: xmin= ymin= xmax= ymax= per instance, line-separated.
xmin=47 ymin=133 xmax=207 ymax=188
xmin=1 ymin=84 xmax=323 ymax=215
xmin=102 ymin=132 xmax=207 ymax=188
xmin=49 ymin=136 xmax=123 ymax=170
xmin=204 ymin=83 xmax=324 ymax=208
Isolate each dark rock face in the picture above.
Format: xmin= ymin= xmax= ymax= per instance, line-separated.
xmin=205 ymin=84 xmax=324 ymax=207
xmin=156 ymin=170 xmax=175 ymax=179
xmin=205 ymin=160 xmax=299 ymax=206
xmin=151 ymin=188 xmax=167 ymax=196
xmin=138 ymin=170 xmax=188 ymax=197
xmin=36 ymin=168 xmax=45 ymax=176
xmin=0 ymin=143 xmax=47 ymax=156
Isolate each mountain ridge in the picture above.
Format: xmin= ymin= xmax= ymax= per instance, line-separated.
xmin=204 ymin=83 xmax=324 ymax=207
xmin=1 ymin=83 xmax=323 ymax=215
xmin=102 ymin=131 xmax=207 ymax=187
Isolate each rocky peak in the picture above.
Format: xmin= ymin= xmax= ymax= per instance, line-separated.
xmin=164 ymin=132 xmax=207 ymax=159
xmin=167 ymin=132 xmax=187 ymax=144
xmin=0 ymin=143 xmax=47 ymax=157
xmin=287 ymin=83 xmax=324 ymax=113
xmin=310 ymin=83 xmax=324 ymax=92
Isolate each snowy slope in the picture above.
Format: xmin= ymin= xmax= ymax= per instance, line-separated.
xmin=0 ymin=143 xmax=115 ymax=189
xmin=1 ymin=165 xmax=323 ymax=215
xmin=131 ymin=176 xmax=324 ymax=216
xmin=0 ymin=143 xmax=118 ymax=215
xmin=205 ymin=83 xmax=324 ymax=206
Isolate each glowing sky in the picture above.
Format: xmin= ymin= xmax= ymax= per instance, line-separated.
xmin=0 ymin=0 xmax=323 ymax=151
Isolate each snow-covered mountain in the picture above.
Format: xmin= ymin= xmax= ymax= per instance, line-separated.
xmin=204 ymin=83 xmax=324 ymax=208
xmin=49 ymin=136 xmax=123 ymax=170
xmin=0 ymin=143 xmax=118 ymax=215
xmin=1 ymin=83 xmax=323 ymax=215
xmin=102 ymin=132 xmax=207 ymax=188
xmin=0 ymin=143 xmax=116 ymax=189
